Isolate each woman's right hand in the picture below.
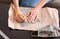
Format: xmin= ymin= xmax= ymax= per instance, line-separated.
xmin=14 ymin=12 xmax=25 ymax=23
xmin=12 ymin=5 xmax=26 ymax=23
xmin=13 ymin=0 xmax=25 ymax=22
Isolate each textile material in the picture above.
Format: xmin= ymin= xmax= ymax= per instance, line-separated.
xmin=8 ymin=4 xmax=59 ymax=31
xmin=38 ymin=25 xmax=60 ymax=37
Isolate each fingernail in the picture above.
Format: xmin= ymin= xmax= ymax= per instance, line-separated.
xmin=32 ymin=21 xmax=34 ymax=23
xmin=29 ymin=20 xmax=31 ymax=23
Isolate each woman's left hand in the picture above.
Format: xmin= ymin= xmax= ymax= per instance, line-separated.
xmin=27 ymin=8 xmax=40 ymax=23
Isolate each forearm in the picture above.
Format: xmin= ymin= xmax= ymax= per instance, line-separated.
xmin=13 ymin=0 xmax=19 ymax=9
xmin=35 ymin=0 xmax=48 ymax=9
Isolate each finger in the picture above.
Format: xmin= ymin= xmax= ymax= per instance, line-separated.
xmin=27 ymin=12 xmax=31 ymax=17
xmin=28 ymin=13 xmax=34 ymax=21
xmin=31 ymin=12 xmax=38 ymax=22
xmin=15 ymin=15 xmax=24 ymax=23
xmin=27 ymin=8 xmax=33 ymax=17
xmin=33 ymin=15 xmax=37 ymax=22
xmin=31 ymin=14 xmax=38 ymax=22
xmin=29 ymin=13 xmax=36 ymax=22
xmin=34 ymin=15 xmax=38 ymax=21
xmin=14 ymin=15 xmax=21 ymax=22
xmin=27 ymin=11 xmax=31 ymax=17
xmin=28 ymin=12 xmax=35 ymax=22
xmin=27 ymin=13 xmax=31 ymax=22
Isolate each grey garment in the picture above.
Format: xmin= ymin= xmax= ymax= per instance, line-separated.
xmin=38 ymin=25 xmax=60 ymax=37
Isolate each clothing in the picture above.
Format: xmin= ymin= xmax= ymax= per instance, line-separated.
xmin=21 ymin=0 xmax=52 ymax=7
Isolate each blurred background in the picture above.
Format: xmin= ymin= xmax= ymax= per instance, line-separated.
xmin=0 ymin=0 xmax=60 ymax=39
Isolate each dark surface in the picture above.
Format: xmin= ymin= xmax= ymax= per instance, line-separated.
xmin=0 ymin=2 xmax=60 ymax=39
xmin=0 ymin=35 xmax=4 ymax=39
xmin=0 ymin=0 xmax=12 ymax=4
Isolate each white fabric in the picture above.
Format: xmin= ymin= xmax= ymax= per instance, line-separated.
xmin=8 ymin=5 xmax=59 ymax=31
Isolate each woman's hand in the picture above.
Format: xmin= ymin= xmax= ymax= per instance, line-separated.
xmin=14 ymin=11 xmax=25 ymax=23
xmin=27 ymin=8 xmax=40 ymax=23
xmin=13 ymin=6 xmax=26 ymax=23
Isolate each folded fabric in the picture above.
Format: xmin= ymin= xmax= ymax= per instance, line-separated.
xmin=8 ymin=4 xmax=59 ymax=31
xmin=38 ymin=25 xmax=60 ymax=37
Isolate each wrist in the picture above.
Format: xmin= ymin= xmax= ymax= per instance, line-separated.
xmin=15 ymin=6 xmax=19 ymax=9
xmin=35 ymin=6 xmax=41 ymax=10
